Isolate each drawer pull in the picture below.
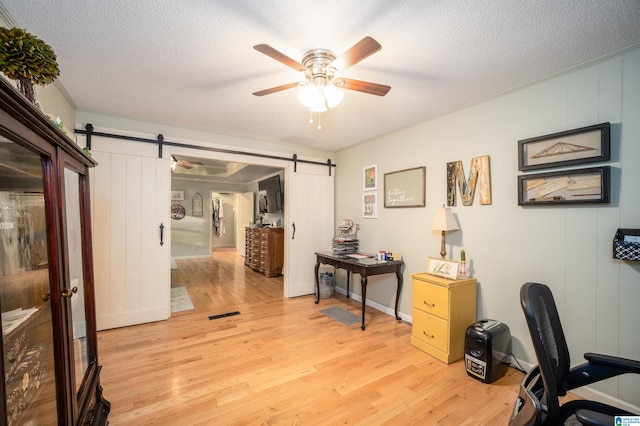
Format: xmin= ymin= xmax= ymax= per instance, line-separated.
xmin=423 ymin=300 xmax=435 ymax=308
xmin=422 ymin=331 xmax=435 ymax=339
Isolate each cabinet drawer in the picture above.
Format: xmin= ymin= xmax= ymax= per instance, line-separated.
xmin=413 ymin=280 xmax=449 ymax=319
xmin=411 ymin=309 xmax=448 ymax=354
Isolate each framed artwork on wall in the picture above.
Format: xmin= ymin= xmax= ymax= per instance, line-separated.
xmin=362 ymin=191 xmax=378 ymax=218
xmin=192 ymin=193 xmax=203 ymax=217
xmin=171 ymin=190 xmax=184 ymax=201
xmin=383 ymin=166 xmax=426 ymax=208
xmin=518 ymin=122 xmax=610 ymax=171
xmin=518 ymin=166 xmax=610 ymax=206
xmin=363 ymin=164 xmax=378 ymax=191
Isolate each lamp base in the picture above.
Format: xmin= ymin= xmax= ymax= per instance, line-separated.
xmin=440 ymin=230 xmax=447 ymax=259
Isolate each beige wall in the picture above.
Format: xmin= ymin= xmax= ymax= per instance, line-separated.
xmin=335 ymin=48 xmax=640 ymax=408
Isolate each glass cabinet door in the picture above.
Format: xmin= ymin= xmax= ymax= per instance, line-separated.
xmin=0 ymin=137 xmax=58 ymax=425
xmin=63 ymin=167 xmax=91 ymax=395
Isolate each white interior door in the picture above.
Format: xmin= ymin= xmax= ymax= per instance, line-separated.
xmin=87 ymin=135 xmax=171 ymax=330
xmin=236 ymin=191 xmax=254 ymax=255
xmin=284 ymin=163 xmax=334 ymax=297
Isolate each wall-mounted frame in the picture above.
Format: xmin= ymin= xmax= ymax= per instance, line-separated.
xmin=518 ymin=122 xmax=610 ymax=171
xmin=363 ymin=164 xmax=378 ymax=191
xmin=518 ymin=166 xmax=610 ymax=206
xmin=171 ymin=190 xmax=184 ymax=201
xmin=192 ymin=193 xmax=203 ymax=217
xmin=427 ymin=257 xmax=459 ymax=280
xmin=362 ymin=192 xmax=378 ymax=219
xmin=384 ymin=166 xmax=426 ymax=208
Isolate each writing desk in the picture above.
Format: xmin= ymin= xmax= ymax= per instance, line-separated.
xmin=314 ymin=251 xmax=404 ymax=330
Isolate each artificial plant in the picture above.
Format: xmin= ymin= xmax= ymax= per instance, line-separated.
xmin=0 ymin=27 xmax=60 ymax=104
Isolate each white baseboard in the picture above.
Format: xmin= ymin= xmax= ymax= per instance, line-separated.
xmin=334 ymin=286 xmax=412 ymax=323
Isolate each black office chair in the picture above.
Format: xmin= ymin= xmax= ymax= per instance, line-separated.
xmin=510 ymin=282 xmax=640 ymax=426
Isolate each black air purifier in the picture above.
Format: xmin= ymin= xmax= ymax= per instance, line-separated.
xmin=464 ymin=319 xmax=511 ymax=384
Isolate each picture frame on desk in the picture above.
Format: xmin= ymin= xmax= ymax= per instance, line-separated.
xmin=518 ymin=122 xmax=610 ymax=172
xmin=427 ymin=257 xmax=459 ymax=280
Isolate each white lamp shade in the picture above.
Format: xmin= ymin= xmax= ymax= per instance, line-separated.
xmin=324 ymin=84 xmax=344 ymax=108
xmin=431 ymin=207 xmax=459 ymax=232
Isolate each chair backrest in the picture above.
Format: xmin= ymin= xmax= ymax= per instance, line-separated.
xmin=520 ymin=282 xmax=572 ymax=424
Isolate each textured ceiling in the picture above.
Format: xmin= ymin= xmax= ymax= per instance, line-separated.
xmin=1 ymin=0 xmax=640 ymax=153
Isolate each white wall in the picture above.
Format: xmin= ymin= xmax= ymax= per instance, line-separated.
xmin=335 ymin=48 xmax=640 ymax=407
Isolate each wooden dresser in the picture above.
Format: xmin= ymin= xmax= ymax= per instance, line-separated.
xmin=411 ymin=273 xmax=477 ymax=364
xmin=245 ymin=227 xmax=284 ymax=277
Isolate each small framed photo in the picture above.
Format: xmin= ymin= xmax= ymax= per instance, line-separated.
xmin=518 ymin=166 xmax=610 ymax=206
xmin=363 ymin=164 xmax=378 ymax=191
xmin=427 ymin=257 xmax=459 ymax=280
xmin=171 ymin=190 xmax=184 ymax=201
xmin=362 ymin=191 xmax=378 ymax=219
xmin=518 ymin=122 xmax=610 ymax=171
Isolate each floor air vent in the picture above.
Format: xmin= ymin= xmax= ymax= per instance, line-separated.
xmin=208 ymin=311 xmax=240 ymax=320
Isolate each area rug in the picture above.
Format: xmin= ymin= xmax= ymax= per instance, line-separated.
xmin=320 ymin=306 xmax=361 ymax=326
xmin=171 ymin=284 xmax=194 ymax=313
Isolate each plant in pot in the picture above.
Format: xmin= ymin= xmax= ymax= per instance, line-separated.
xmin=0 ymin=27 xmax=60 ymax=105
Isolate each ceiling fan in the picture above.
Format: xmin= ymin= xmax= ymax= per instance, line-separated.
xmin=252 ymin=36 xmax=391 ymax=112
xmin=170 ymin=155 xmax=202 ymax=172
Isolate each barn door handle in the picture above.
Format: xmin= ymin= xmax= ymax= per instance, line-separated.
xmin=159 ymin=223 xmax=165 ymax=246
xmin=292 ymin=222 xmax=296 ymax=240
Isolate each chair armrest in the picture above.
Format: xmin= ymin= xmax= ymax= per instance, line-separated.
xmin=584 ymin=352 xmax=640 ymax=373
xmin=566 ymin=352 xmax=640 ymax=390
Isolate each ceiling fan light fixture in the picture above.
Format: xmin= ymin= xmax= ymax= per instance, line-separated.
xmin=170 ymin=155 xmax=177 ymax=172
xmin=324 ymin=84 xmax=344 ymax=108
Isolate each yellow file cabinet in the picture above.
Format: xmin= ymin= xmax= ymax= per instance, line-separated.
xmin=411 ymin=273 xmax=477 ymax=364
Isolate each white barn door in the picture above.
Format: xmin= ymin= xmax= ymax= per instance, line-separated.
xmin=87 ymin=136 xmax=171 ymax=330
xmin=284 ymin=162 xmax=334 ymax=297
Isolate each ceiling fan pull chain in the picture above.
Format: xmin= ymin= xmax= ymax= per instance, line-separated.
xmin=316 ymin=113 xmax=322 ymax=130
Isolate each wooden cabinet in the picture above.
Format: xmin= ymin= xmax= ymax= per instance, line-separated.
xmin=0 ymin=78 xmax=109 ymax=424
xmin=245 ymin=227 xmax=283 ymax=277
xmin=411 ymin=273 xmax=477 ymax=364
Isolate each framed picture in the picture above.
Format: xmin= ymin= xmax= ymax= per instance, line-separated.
xmin=171 ymin=190 xmax=184 ymax=201
xmin=363 ymin=164 xmax=378 ymax=191
xmin=518 ymin=122 xmax=610 ymax=171
xmin=427 ymin=257 xmax=459 ymax=280
xmin=518 ymin=166 xmax=610 ymax=206
xmin=384 ymin=166 xmax=426 ymax=208
xmin=192 ymin=193 xmax=203 ymax=217
xmin=362 ymin=191 xmax=378 ymax=218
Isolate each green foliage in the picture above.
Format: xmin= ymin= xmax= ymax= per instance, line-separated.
xmin=0 ymin=27 xmax=60 ymax=85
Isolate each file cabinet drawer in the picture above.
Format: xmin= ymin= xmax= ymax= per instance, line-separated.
xmin=413 ymin=281 xmax=449 ymax=319
xmin=411 ymin=309 xmax=448 ymax=354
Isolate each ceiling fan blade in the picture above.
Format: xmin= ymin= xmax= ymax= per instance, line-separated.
xmin=254 ymin=44 xmax=304 ymax=72
xmin=331 ymin=36 xmax=382 ymax=72
xmin=253 ymin=82 xmax=300 ymax=96
xmin=337 ymin=78 xmax=391 ymax=96
xmin=178 ymin=162 xmax=193 ymax=169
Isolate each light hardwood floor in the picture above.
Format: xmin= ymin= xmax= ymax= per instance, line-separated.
xmin=98 ymin=249 xmax=525 ymax=425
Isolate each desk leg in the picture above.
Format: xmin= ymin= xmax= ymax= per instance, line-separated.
xmin=346 ymin=271 xmax=350 ymax=298
xmin=394 ymin=269 xmax=403 ymax=321
xmin=360 ymin=276 xmax=367 ymax=330
xmin=314 ymin=261 xmax=320 ymax=304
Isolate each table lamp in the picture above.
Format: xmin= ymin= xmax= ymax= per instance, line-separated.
xmin=431 ymin=206 xmax=459 ymax=259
